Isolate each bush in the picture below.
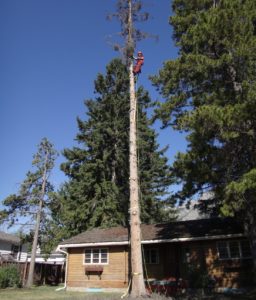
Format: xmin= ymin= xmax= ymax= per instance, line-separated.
xmin=186 ymin=264 xmax=216 ymax=292
xmin=0 ymin=265 xmax=21 ymax=288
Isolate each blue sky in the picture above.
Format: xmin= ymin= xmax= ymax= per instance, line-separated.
xmin=0 ymin=0 xmax=187 ymax=216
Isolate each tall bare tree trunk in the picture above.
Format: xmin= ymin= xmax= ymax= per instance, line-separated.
xmin=26 ymin=200 xmax=43 ymax=287
xmin=26 ymin=151 xmax=49 ymax=288
xmin=128 ymin=1 xmax=146 ymax=297
xmin=247 ymin=208 xmax=256 ymax=283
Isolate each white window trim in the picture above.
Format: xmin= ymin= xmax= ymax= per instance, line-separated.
xmin=144 ymin=248 xmax=159 ymax=265
xmin=217 ymin=240 xmax=252 ymax=260
xmin=83 ymin=248 xmax=109 ymax=265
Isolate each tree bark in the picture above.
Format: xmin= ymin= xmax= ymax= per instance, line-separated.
xmin=251 ymin=229 xmax=256 ymax=283
xmin=129 ymin=60 xmax=146 ymax=297
xmin=128 ymin=1 xmax=146 ymax=294
xmin=26 ymin=151 xmax=49 ymax=288
xmin=248 ymin=210 xmax=256 ymax=283
xmin=26 ymin=199 xmax=43 ymax=287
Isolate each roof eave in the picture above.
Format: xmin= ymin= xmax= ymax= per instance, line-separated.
xmin=57 ymin=233 xmax=245 ymax=250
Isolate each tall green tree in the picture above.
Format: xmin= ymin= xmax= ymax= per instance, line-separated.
xmin=0 ymin=138 xmax=57 ymax=287
xmin=151 ymin=0 xmax=256 ymax=270
xmin=50 ymin=58 xmax=173 ymax=239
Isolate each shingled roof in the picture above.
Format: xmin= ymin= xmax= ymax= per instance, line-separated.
xmin=59 ymin=218 xmax=244 ymax=247
xmin=0 ymin=231 xmax=20 ymax=245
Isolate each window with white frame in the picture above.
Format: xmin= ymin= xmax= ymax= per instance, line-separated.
xmin=144 ymin=248 xmax=159 ymax=264
xmin=84 ymin=248 xmax=108 ymax=264
xmin=217 ymin=240 xmax=251 ymax=260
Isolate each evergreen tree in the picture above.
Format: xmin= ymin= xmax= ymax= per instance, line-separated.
xmin=0 ymin=138 xmax=57 ymax=286
xmin=137 ymin=99 xmax=172 ymax=224
xmin=151 ymin=0 xmax=256 ymax=270
xmin=50 ymin=58 xmax=173 ymax=238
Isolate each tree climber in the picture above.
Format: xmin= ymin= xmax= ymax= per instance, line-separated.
xmin=132 ymin=51 xmax=144 ymax=76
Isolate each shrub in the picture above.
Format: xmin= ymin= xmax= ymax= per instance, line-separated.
xmin=0 ymin=265 xmax=21 ymax=288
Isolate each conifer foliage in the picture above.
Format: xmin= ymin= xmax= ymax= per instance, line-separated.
xmin=152 ymin=0 xmax=256 ymax=269
xmin=51 ymin=58 xmax=172 ymax=238
xmin=0 ymin=138 xmax=57 ymax=287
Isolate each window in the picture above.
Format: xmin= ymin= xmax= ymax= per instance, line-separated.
xmin=84 ymin=248 xmax=108 ymax=264
xmin=217 ymin=240 xmax=252 ymax=260
xmin=240 ymin=240 xmax=252 ymax=258
xmin=144 ymin=248 xmax=159 ymax=264
xmin=11 ymin=245 xmax=19 ymax=259
xmin=217 ymin=242 xmax=229 ymax=259
xmin=229 ymin=241 xmax=240 ymax=258
xmin=183 ymin=247 xmax=191 ymax=264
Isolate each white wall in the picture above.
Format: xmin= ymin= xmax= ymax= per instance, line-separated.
xmin=19 ymin=244 xmax=28 ymax=262
xmin=0 ymin=240 xmax=12 ymax=254
xmin=0 ymin=240 xmax=28 ymax=262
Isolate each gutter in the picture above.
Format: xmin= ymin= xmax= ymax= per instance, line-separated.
xmin=55 ymin=245 xmax=68 ymax=292
xmin=59 ymin=241 xmax=129 ymax=248
xmin=141 ymin=233 xmax=245 ymax=244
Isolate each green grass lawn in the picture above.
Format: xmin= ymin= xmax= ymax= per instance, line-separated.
xmin=1 ymin=285 xmax=256 ymax=300
xmin=0 ymin=285 xmax=123 ymax=300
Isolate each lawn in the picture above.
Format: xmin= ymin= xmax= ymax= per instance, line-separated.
xmin=0 ymin=285 xmax=123 ymax=300
xmin=0 ymin=285 xmax=256 ymax=300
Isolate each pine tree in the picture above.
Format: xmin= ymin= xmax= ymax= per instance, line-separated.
xmin=0 ymin=138 xmax=57 ymax=287
xmin=50 ymin=58 xmax=173 ymax=239
xmin=151 ymin=0 xmax=256 ymax=272
xmin=137 ymin=99 xmax=173 ymax=224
